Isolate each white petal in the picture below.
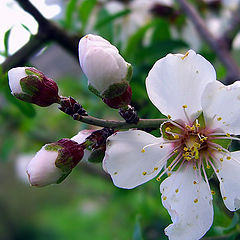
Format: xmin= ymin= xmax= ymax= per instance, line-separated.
xmin=202 ymin=80 xmax=240 ymax=135
xmin=26 ymin=146 xmax=62 ymax=187
xmin=71 ymin=130 xmax=94 ymax=162
xmin=160 ymin=162 xmax=213 ymax=240
xmin=103 ymin=130 xmax=173 ymax=189
xmin=8 ymin=67 xmax=27 ymax=95
xmin=216 ymin=151 xmax=240 ymax=211
xmin=146 ymin=50 xmax=216 ymax=122
xmin=71 ymin=129 xmax=94 ymax=144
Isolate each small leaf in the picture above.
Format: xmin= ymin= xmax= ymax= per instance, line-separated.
xmin=94 ymin=9 xmax=130 ymax=29
xmin=65 ymin=0 xmax=78 ymax=29
xmin=4 ymin=28 xmax=12 ymax=57
xmin=78 ymin=0 xmax=96 ymax=30
xmin=21 ymin=24 xmax=32 ymax=34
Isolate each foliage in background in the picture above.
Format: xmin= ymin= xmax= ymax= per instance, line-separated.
xmin=1 ymin=0 xmax=240 ymax=239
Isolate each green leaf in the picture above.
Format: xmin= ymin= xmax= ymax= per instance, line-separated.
xmin=21 ymin=24 xmax=32 ymax=34
xmin=78 ymin=0 xmax=96 ymax=30
xmin=94 ymin=8 xmax=113 ymax=42
xmin=151 ymin=18 xmax=171 ymax=42
xmin=94 ymin=9 xmax=130 ymax=29
xmin=4 ymin=28 xmax=12 ymax=57
xmin=132 ymin=216 xmax=143 ymax=240
xmin=65 ymin=0 xmax=78 ymax=29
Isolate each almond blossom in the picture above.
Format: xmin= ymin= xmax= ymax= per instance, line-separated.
xmin=103 ymin=50 xmax=240 ymax=240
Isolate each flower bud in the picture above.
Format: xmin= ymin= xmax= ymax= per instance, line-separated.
xmin=103 ymin=85 xmax=132 ymax=109
xmin=78 ymin=34 xmax=132 ymax=100
xmin=8 ymin=67 xmax=60 ymax=107
xmin=26 ymin=138 xmax=84 ymax=187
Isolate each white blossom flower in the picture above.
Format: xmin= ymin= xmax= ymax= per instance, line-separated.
xmin=103 ymin=50 xmax=240 ymax=240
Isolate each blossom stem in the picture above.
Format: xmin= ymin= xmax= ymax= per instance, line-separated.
xmin=74 ymin=114 xmax=166 ymax=129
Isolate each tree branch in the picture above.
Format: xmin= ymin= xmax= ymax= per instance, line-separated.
xmin=221 ymin=4 xmax=240 ymax=50
xmin=177 ymin=0 xmax=240 ymax=84
xmin=1 ymin=33 xmax=46 ymax=73
xmin=1 ymin=0 xmax=81 ymax=73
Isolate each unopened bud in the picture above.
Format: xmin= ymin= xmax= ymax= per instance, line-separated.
xmin=26 ymin=138 xmax=84 ymax=187
xmin=8 ymin=67 xmax=60 ymax=107
xmin=78 ymin=34 xmax=132 ymax=100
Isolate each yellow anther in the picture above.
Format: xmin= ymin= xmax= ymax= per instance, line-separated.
xmin=220 ymin=158 xmax=223 ymax=162
xmin=185 ymin=152 xmax=189 ymax=156
xmin=167 ymin=115 xmax=171 ymax=119
xmin=174 ymin=150 xmax=178 ymax=153
xmin=174 ymin=135 xmax=180 ymax=139
xmin=181 ymin=51 xmax=189 ymax=60
xmin=156 ymin=177 xmax=161 ymax=182
xmin=167 ymin=172 xmax=172 ymax=177
xmin=186 ymin=125 xmax=191 ymax=129
xmin=226 ymin=156 xmax=231 ymax=160
xmin=223 ymin=196 xmax=227 ymax=200
xmin=168 ymin=166 xmax=171 ymax=171
xmin=142 ymin=171 xmax=147 ymax=175
xmin=194 ymin=143 xmax=201 ymax=148
xmin=196 ymin=123 xmax=200 ymax=128
xmin=165 ymin=127 xmax=171 ymax=132
xmin=193 ymin=166 xmax=196 ymax=170
xmin=217 ymin=148 xmax=222 ymax=152
xmin=175 ymin=189 xmax=179 ymax=193
xmin=211 ymin=190 xmax=215 ymax=195
xmin=190 ymin=126 xmax=195 ymax=131
xmin=163 ymin=196 xmax=167 ymax=200
xmin=182 ymin=105 xmax=188 ymax=109
xmin=154 ymin=167 xmax=158 ymax=171
xmin=193 ymin=181 xmax=197 ymax=184
xmin=216 ymin=169 xmax=219 ymax=173
xmin=114 ymin=172 xmax=118 ymax=175
xmin=207 ymin=165 xmax=210 ymax=169
xmin=185 ymin=156 xmax=191 ymax=161
xmin=217 ymin=117 xmax=222 ymax=121
xmin=194 ymin=198 xmax=198 ymax=203
xmin=183 ymin=147 xmax=188 ymax=151
xmin=226 ymin=133 xmax=230 ymax=137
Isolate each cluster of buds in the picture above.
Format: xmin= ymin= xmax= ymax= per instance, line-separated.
xmin=26 ymin=128 xmax=114 ymax=187
xmin=7 ymin=34 xmax=139 ymax=187
xmin=59 ymin=96 xmax=88 ymax=119
xmin=78 ymin=34 xmax=133 ymax=109
xmin=8 ymin=67 xmax=60 ymax=107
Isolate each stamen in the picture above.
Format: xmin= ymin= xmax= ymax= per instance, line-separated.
xmin=201 ymin=157 xmax=211 ymax=192
xmin=182 ymin=105 xmax=191 ymax=124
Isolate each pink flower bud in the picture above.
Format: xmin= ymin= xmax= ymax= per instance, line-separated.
xmin=8 ymin=67 xmax=60 ymax=107
xmin=26 ymin=139 xmax=84 ymax=187
xmin=78 ymin=34 xmax=132 ymax=99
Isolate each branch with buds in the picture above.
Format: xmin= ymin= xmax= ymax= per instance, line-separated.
xmin=7 ymin=34 xmax=167 ymax=187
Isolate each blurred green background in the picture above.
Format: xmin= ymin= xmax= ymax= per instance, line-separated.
xmin=1 ymin=0 xmax=240 ymax=239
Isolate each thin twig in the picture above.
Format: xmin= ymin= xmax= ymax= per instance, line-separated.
xmin=74 ymin=114 xmax=164 ymax=129
xmin=177 ymin=0 xmax=240 ymax=84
